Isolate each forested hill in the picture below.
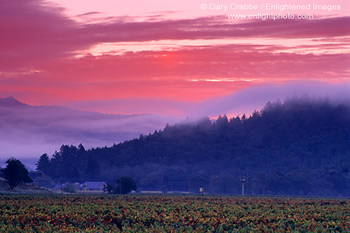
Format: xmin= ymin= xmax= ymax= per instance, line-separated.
xmin=36 ymin=99 xmax=350 ymax=196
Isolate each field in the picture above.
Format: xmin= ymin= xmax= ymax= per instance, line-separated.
xmin=0 ymin=195 xmax=349 ymax=232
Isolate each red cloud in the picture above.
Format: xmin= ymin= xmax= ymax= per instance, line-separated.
xmin=1 ymin=44 xmax=347 ymax=104
xmin=0 ymin=0 xmax=349 ymax=106
xmin=1 ymin=0 xmax=349 ymax=71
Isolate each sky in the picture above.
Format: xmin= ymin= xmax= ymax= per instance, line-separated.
xmin=0 ymin=0 xmax=349 ymax=166
xmin=0 ymin=0 xmax=349 ymax=117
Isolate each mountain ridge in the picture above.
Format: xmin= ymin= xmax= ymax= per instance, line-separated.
xmin=0 ymin=96 xmax=27 ymax=107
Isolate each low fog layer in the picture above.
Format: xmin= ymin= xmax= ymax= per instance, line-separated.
xmin=0 ymin=81 xmax=348 ymax=168
xmin=0 ymin=98 xmax=178 ymax=168
xmin=67 ymin=81 xmax=350 ymax=119
xmin=191 ymin=81 xmax=350 ymax=118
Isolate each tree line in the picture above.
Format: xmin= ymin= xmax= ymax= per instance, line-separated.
xmin=34 ymin=98 xmax=350 ymax=196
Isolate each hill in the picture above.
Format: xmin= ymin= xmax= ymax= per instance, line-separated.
xmin=0 ymin=97 xmax=177 ymax=167
xmin=36 ymin=98 xmax=350 ymax=196
xmin=0 ymin=96 xmax=27 ymax=107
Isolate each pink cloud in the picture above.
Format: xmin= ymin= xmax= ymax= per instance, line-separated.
xmin=1 ymin=44 xmax=348 ymax=106
xmin=0 ymin=0 xmax=349 ymax=110
xmin=56 ymin=16 xmax=350 ymax=46
xmin=43 ymin=44 xmax=349 ymax=81
xmin=1 ymin=0 xmax=349 ymax=72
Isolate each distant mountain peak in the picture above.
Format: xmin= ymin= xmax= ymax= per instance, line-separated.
xmin=0 ymin=96 xmax=27 ymax=107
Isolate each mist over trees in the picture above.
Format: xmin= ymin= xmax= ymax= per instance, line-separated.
xmin=36 ymin=99 xmax=350 ymax=196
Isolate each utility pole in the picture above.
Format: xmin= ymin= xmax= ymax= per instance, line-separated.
xmin=240 ymin=177 xmax=246 ymax=196
xmin=246 ymin=171 xmax=249 ymax=195
xmin=120 ymin=178 xmax=122 ymax=194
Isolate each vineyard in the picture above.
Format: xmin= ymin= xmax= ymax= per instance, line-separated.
xmin=0 ymin=195 xmax=349 ymax=232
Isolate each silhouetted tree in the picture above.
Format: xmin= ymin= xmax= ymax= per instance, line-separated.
xmin=3 ymin=158 xmax=32 ymax=189
xmin=103 ymin=183 xmax=115 ymax=194
xmin=215 ymin=115 xmax=229 ymax=130
xmin=78 ymin=143 xmax=86 ymax=153
xmin=36 ymin=153 xmax=50 ymax=174
xmin=0 ymin=167 xmax=4 ymax=178
xmin=116 ymin=176 xmax=137 ymax=194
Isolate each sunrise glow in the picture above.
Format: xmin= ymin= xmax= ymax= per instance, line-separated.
xmin=0 ymin=0 xmax=349 ymax=115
